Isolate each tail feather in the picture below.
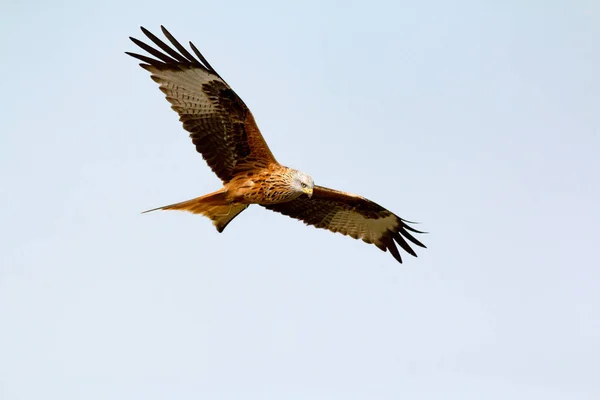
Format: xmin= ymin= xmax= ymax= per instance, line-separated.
xmin=143 ymin=189 xmax=248 ymax=232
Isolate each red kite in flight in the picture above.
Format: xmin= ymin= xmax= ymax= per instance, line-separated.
xmin=127 ymin=26 xmax=426 ymax=263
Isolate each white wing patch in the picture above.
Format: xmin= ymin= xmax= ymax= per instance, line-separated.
xmin=330 ymin=210 xmax=398 ymax=244
xmin=147 ymin=66 xmax=224 ymax=116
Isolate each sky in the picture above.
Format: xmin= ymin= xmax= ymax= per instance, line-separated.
xmin=1 ymin=1 xmax=599 ymax=399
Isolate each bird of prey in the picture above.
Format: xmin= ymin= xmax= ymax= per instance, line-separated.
xmin=127 ymin=26 xmax=426 ymax=264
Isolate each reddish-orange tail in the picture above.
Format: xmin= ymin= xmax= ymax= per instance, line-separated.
xmin=142 ymin=189 xmax=248 ymax=232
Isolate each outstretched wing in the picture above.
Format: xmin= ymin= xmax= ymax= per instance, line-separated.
xmin=126 ymin=26 xmax=278 ymax=183
xmin=263 ymin=186 xmax=426 ymax=264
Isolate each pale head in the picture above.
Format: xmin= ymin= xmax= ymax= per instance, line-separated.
xmin=290 ymin=169 xmax=314 ymax=198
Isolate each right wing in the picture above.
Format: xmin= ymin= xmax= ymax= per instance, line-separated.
xmin=126 ymin=26 xmax=278 ymax=183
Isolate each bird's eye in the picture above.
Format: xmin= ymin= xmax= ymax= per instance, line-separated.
xmin=301 ymin=183 xmax=307 ymax=188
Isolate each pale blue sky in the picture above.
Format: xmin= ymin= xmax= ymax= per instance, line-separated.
xmin=1 ymin=1 xmax=599 ymax=399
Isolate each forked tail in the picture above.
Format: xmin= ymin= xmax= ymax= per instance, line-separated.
xmin=142 ymin=189 xmax=248 ymax=232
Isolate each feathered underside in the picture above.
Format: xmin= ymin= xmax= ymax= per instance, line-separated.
xmin=263 ymin=186 xmax=426 ymax=264
xmin=126 ymin=26 xmax=278 ymax=183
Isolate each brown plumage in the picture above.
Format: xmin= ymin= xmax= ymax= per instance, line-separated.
xmin=127 ymin=26 xmax=426 ymax=264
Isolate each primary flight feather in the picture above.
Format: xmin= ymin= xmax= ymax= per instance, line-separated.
xmin=127 ymin=26 xmax=426 ymax=264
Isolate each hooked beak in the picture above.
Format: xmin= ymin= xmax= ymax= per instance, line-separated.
xmin=303 ymin=187 xmax=313 ymax=198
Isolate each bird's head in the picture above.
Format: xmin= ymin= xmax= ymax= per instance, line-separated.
xmin=291 ymin=170 xmax=314 ymax=198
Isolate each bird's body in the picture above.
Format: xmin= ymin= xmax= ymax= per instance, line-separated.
xmin=224 ymin=166 xmax=314 ymax=205
xmin=127 ymin=26 xmax=426 ymax=263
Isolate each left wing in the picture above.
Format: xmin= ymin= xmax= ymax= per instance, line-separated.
xmin=262 ymin=186 xmax=426 ymax=264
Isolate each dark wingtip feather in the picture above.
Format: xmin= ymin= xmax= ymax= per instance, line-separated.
xmin=189 ymin=41 xmax=219 ymax=76
xmin=392 ymin=232 xmax=417 ymax=257
xmin=400 ymin=218 xmax=420 ymax=224
xmin=159 ymin=25 xmax=198 ymax=65
xmin=130 ymin=37 xmax=178 ymax=64
xmin=403 ymin=224 xmax=427 ymax=234
xmin=127 ymin=26 xmax=223 ymax=80
xmin=125 ymin=51 xmax=161 ymax=66
xmin=380 ymin=236 xmax=404 ymax=264
xmin=399 ymin=226 xmax=427 ymax=249
xmin=141 ymin=26 xmax=190 ymax=64
xmin=399 ymin=218 xmax=427 ymax=234
xmin=387 ymin=243 xmax=404 ymax=264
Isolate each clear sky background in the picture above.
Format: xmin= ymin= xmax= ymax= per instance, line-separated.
xmin=1 ymin=1 xmax=599 ymax=399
